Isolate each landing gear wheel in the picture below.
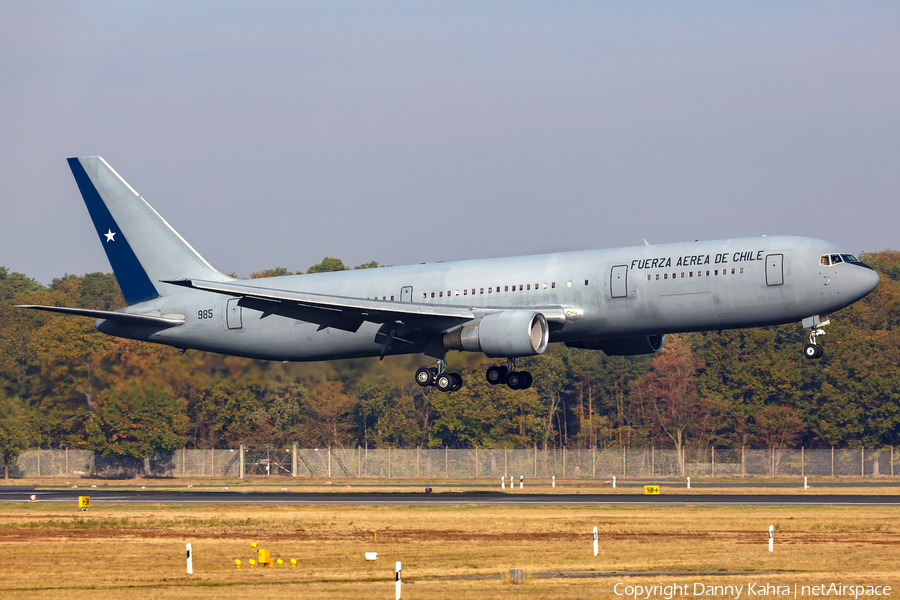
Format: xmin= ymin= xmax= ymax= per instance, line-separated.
xmin=521 ymin=372 xmax=533 ymax=389
xmin=804 ymin=344 xmax=821 ymax=360
xmin=450 ymin=373 xmax=463 ymax=391
xmin=507 ymin=371 xmax=524 ymax=390
xmin=486 ymin=365 xmax=508 ymax=385
xmin=415 ymin=367 xmax=435 ymax=386
xmin=815 ymin=344 xmax=825 ymax=359
xmin=436 ymin=373 xmax=455 ymax=392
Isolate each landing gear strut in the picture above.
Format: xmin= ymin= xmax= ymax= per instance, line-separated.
xmin=415 ymin=358 xmax=463 ymax=392
xmin=803 ymin=316 xmax=829 ymax=360
xmin=486 ymin=358 xmax=533 ymax=390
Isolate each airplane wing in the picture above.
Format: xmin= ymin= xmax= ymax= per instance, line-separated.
xmin=163 ymin=278 xmax=476 ymax=334
xmin=16 ymin=305 xmax=184 ymax=327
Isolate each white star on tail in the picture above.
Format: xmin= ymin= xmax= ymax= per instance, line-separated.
xmin=104 ymin=229 xmax=116 ymax=242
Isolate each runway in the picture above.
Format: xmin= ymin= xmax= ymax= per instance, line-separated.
xmin=4 ymin=487 xmax=900 ymax=506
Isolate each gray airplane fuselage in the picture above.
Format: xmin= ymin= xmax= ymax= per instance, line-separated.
xmin=97 ymin=235 xmax=878 ymax=362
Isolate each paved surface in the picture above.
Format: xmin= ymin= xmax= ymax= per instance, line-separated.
xmin=3 ymin=487 xmax=900 ymax=506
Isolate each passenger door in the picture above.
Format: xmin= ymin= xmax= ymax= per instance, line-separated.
xmin=226 ymin=298 xmax=242 ymax=329
xmin=610 ymin=265 xmax=628 ymax=298
xmin=766 ymin=254 xmax=784 ymax=286
xmin=400 ymin=286 xmax=413 ymax=302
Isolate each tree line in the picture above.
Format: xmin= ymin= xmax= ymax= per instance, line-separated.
xmin=1 ymin=251 xmax=898 ymax=477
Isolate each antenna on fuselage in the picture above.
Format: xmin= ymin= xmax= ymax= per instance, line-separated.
xmin=643 ymin=239 xmax=650 ymax=246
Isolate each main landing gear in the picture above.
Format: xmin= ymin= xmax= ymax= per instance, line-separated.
xmin=415 ymin=359 xmax=463 ymax=393
xmin=486 ymin=358 xmax=533 ymax=390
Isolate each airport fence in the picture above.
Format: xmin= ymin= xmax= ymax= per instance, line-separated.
xmin=11 ymin=446 xmax=900 ymax=479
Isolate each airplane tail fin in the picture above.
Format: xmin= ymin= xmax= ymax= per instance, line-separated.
xmin=67 ymin=156 xmax=232 ymax=305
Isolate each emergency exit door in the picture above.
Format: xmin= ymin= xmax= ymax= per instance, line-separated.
xmin=610 ymin=265 xmax=628 ymax=298
xmin=400 ymin=286 xmax=413 ymax=302
xmin=766 ymin=254 xmax=784 ymax=286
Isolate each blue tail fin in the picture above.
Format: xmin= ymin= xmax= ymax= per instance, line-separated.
xmin=68 ymin=156 xmax=230 ymax=305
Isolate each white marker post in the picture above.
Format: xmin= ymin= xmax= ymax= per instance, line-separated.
xmin=552 ymin=475 xmax=556 ymax=488
xmin=186 ymin=543 xmax=193 ymax=575
xmin=768 ymin=525 xmax=774 ymax=552
xmin=519 ymin=475 xmax=523 ymax=489
xmin=501 ymin=476 xmax=505 ymax=490
xmin=687 ymin=477 xmax=691 ymax=489
xmin=804 ymin=476 xmax=808 ymax=490
xmin=593 ymin=526 xmax=598 ymax=557
xmin=395 ymin=561 xmax=402 ymax=600
xmin=613 ymin=475 xmax=616 ymax=489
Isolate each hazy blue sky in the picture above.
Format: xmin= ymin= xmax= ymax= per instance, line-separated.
xmin=2 ymin=2 xmax=898 ymax=284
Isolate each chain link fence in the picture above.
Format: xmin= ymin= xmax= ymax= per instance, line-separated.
xmin=12 ymin=447 xmax=900 ymax=479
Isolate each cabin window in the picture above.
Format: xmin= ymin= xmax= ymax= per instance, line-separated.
xmin=706 ymin=270 xmax=710 ymax=276
xmin=463 ymin=289 xmax=468 ymax=295
xmin=534 ymin=283 xmax=539 ymax=289
xmin=740 ymin=268 xmax=744 ymax=274
xmin=519 ymin=284 xmax=523 ymax=291
xmin=584 ymin=279 xmax=589 ymax=286
xmin=439 ymin=291 xmax=443 ymax=297
xmin=455 ymin=290 xmax=459 ymax=296
xmin=542 ymin=282 xmax=547 ymax=289
xmin=480 ymin=288 xmax=484 ymax=294
xmin=731 ymin=268 xmax=735 ymax=275
xmin=488 ymin=287 xmax=492 ymax=293
xmin=714 ymin=270 xmax=718 ymax=275
xmin=422 ymin=293 xmax=427 ymax=299
xmin=689 ymin=272 xmax=693 ymax=278
xmin=655 ymin=274 xmax=659 ymax=280
xmin=647 ymin=275 xmax=651 ymax=281
xmin=390 ymin=295 xmax=394 ymax=301
xmin=431 ymin=292 xmax=435 ymax=298
xmin=526 ymin=284 xmax=531 ymax=290
xmin=567 ymin=280 xmax=572 ymax=288
xmin=664 ymin=274 xmax=668 ymax=279
xmin=471 ymin=289 xmax=475 ymax=295
xmin=551 ymin=282 xmax=556 ymax=288
xmin=681 ymin=272 xmax=684 ymax=278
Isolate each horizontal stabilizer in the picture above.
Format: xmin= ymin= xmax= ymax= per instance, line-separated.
xmin=16 ymin=305 xmax=184 ymax=327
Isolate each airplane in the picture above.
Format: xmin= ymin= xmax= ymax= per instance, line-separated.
xmin=18 ymin=156 xmax=880 ymax=392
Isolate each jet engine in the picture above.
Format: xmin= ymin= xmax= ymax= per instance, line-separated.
xmin=443 ymin=311 xmax=549 ymax=357
xmin=566 ymin=334 xmax=665 ymax=356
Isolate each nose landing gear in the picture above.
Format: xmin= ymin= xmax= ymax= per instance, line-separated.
xmin=415 ymin=359 xmax=463 ymax=392
xmin=802 ymin=315 xmax=829 ymax=360
xmin=486 ymin=359 xmax=533 ymax=390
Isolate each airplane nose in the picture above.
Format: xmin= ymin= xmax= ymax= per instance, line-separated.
xmin=855 ymin=265 xmax=880 ymax=299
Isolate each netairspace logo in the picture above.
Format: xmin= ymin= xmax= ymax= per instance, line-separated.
xmin=613 ymin=582 xmax=892 ymax=599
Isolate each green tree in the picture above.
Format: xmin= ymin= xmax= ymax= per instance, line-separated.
xmin=85 ymin=385 xmax=188 ymax=473
xmin=307 ymin=257 xmax=349 ymax=273
xmin=0 ymin=394 xmax=35 ymax=478
xmin=0 ymin=266 xmax=44 ymax=304
xmin=354 ymin=261 xmax=380 ymax=270
xmin=250 ymin=267 xmax=297 ymax=279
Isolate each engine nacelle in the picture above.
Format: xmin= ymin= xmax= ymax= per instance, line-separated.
xmin=566 ymin=334 xmax=665 ymax=356
xmin=444 ymin=311 xmax=549 ymax=358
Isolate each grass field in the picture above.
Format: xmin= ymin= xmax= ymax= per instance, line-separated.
xmin=1 ymin=485 xmax=900 ymax=599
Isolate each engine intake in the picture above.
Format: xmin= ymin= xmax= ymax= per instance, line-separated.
xmin=566 ymin=334 xmax=665 ymax=356
xmin=444 ymin=311 xmax=549 ymax=358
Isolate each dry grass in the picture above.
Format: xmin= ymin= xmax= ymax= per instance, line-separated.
xmin=1 ymin=501 xmax=899 ymax=598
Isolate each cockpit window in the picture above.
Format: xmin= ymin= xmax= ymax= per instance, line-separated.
xmin=830 ymin=254 xmax=843 ymax=264
xmin=820 ymin=255 xmax=830 ymax=266
xmin=841 ymin=254 xmax=859 ymax=263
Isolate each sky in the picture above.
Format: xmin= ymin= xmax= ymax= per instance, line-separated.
xmin=2 ymin=1 xmax=898 ymax=284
